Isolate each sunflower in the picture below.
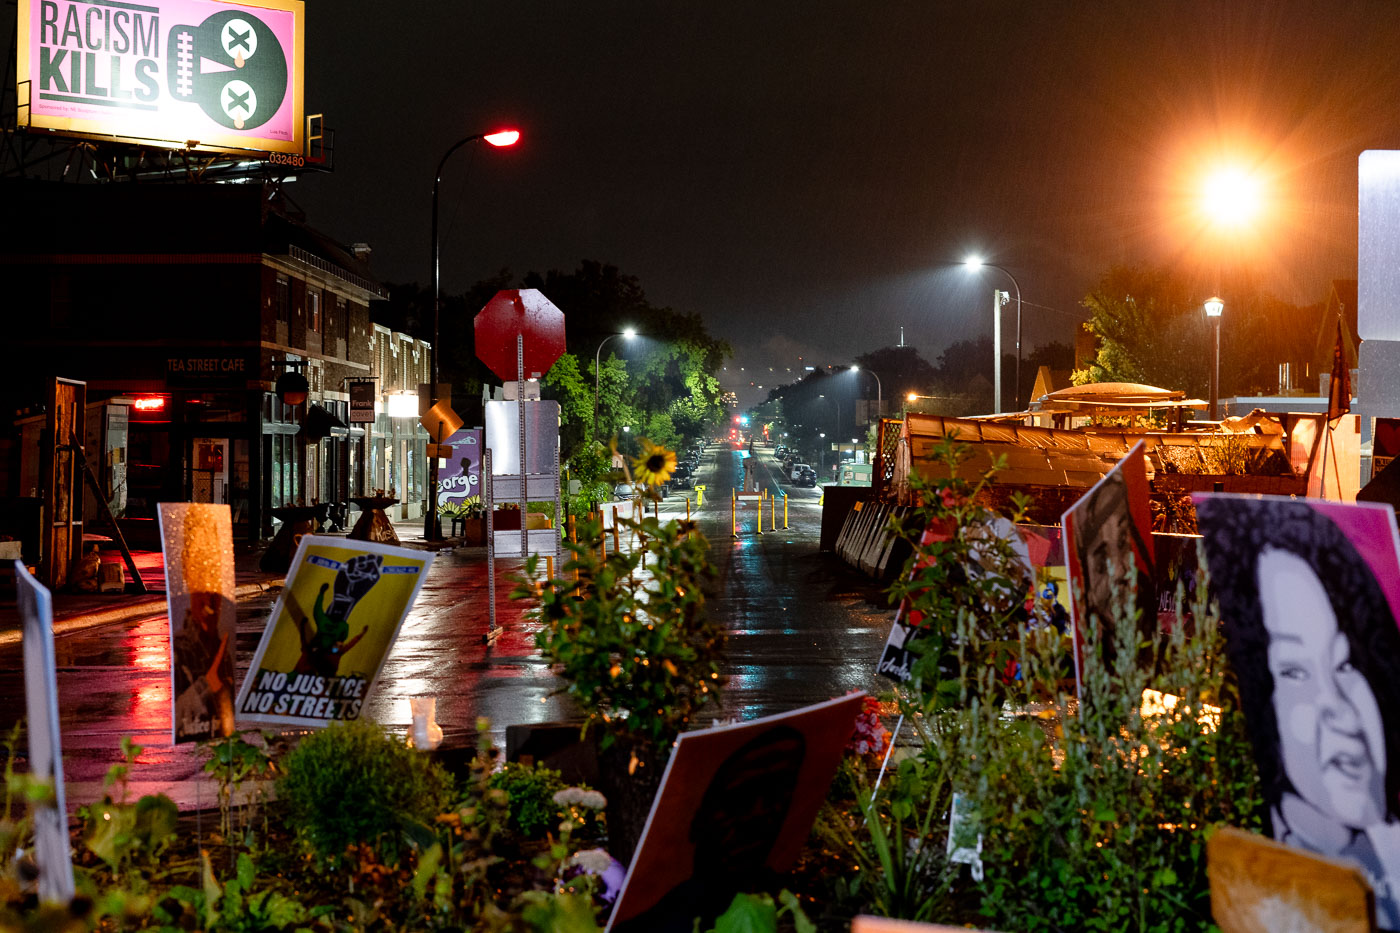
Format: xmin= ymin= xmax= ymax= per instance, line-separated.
xmin=631 ymin=439 xmax=677 ymax=487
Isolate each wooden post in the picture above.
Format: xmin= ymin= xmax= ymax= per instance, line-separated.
xmin=568 ymin=514 xmax=578 ymax=582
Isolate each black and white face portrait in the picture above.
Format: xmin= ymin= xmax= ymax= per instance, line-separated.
xmin=1197 ymin=495 xmax=1400 ymax=930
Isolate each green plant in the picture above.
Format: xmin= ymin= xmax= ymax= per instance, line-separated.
xmin=517 ymin=470 xmax=722 ymax=752
xmin=884 ymin=436 xmax=1034 ymax=715
xmin=514 ymin=439 xmax=724 ymax=861
xmin=860 ymin=437 xmax=1265 ymax=931
xmin=488 ymin=762 xmax=567 ymax=838
xmin=201 ymin=733 xmax=278 ymax=844
xmin=818 ymin=757 xmax=954 ymax=923
xmin=276 ymin=719 xmax=454 ymax=867
xmin=705 ymin=890 xmax=816 ymax=933
xmin=80 ymin=737 xmax=178 ymax=878
xmin=151 ymin=851 xmax=331 ymax=933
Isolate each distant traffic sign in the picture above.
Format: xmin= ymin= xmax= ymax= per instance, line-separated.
xmin=474 ymin=289 xmax=566 ymax=382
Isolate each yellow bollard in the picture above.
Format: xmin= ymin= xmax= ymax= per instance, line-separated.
xmin=770 ymin=492 xmax=777 ymax=531
xmin=686 ymin=497 xmax=691 ymax=522
xmin=696 ymin=484 xmax=705 ymax=507
xmin=783 ymin=493 xmax=789 ymax=529
xmin=731 ymin=489 xmax=738 ymax=538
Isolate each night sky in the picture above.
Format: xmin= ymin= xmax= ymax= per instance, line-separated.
xmin=291 ymin=1 xmax=1400 ymax=408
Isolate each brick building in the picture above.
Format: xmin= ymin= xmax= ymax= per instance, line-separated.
xmin=0 ymin=179 xmax=428 ymax=564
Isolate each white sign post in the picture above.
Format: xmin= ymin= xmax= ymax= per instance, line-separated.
xmin=15 ymin=562 xmax=75 ymax=904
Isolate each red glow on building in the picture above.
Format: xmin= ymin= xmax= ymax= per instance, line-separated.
xmin=132 ymin=396 xmax=167 ymax=412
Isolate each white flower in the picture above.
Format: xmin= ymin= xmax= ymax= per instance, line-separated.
xmin=553 ymin=787 xmax=584 ymax=806
xmin=553 ymin=786 xmax=608 ymax=810
xmin=571 ymin=848 xmax=614 ymax=875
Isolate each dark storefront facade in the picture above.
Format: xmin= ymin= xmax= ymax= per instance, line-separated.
xmin=0 ymin=180 xmax=420 ymax=560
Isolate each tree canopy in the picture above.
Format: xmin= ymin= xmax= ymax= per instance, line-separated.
xmin=1072 ymin=264 xmax=1324 ymax=398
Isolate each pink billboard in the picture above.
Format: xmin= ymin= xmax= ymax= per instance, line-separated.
xmin=18 ymin=0 xmax=303 ymax=154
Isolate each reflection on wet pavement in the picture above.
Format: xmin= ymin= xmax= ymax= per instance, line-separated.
xmin=0 ymin=445 xmax=893 ymax=809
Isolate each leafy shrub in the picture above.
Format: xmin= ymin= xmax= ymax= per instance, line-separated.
xmin=852 ymin=438 xmax=1265 ymax=931
xmin=488 ymin=762 xmax=567 ymax=838
xmin=276 ymin=720 xmax=454 ymax=866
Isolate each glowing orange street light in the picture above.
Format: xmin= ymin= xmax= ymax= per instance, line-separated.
xmin=1201 ymin=166 xmax=1263 ymax=229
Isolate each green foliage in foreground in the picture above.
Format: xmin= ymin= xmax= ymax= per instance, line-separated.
xmin=276 ymin=719 xmax=455 ymax=867
xmin=831 ymin=437 xmax=1265 ymax=931
xmin=488 ymin=762 xmax=568 ymax=839
xmin=519 ymin=510 xmax=725 ymax=755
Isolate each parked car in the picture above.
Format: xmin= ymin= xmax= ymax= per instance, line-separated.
xmin=796 ymin=466 xmax=818 ymax=487
xmin=614 ymin=483 xmax=638 ymax=500
xmin=791 ymin=462 xmax=812 ymax=482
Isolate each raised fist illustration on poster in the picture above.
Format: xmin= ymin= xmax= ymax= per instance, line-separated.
xmin=296 ymin=555 xmax=381 ymax=678
xmin=330 ymin=553 xmax=382 ymax=623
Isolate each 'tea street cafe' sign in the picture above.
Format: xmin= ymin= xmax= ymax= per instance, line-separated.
xmin=17 ymin=0 xmax=304 ymax=155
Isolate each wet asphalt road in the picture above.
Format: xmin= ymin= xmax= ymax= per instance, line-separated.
xmin=0 ymin=443 xmax=894 ymax=809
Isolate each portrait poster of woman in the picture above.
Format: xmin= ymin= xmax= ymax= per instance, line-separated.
xmin=1062 ymin=441 xmax=1156 ymax=693
xmin=1195 ymin=494 xmax=1400 ymax=930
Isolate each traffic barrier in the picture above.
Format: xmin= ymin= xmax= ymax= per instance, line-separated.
xmin=783 ymin=493 xmax=789 ymax=529
xmin=731 ymin=489 xmax=738 ymax=538
xmin=832 ymin=502 xmax=910 ymax=578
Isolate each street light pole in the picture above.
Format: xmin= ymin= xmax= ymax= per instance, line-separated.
xmin=426 ymin=128 xmax=519 ymax=540
xmin=964 ymin=258 xmax=1023 ymax=412
xmin=850 ymin=365 xmax=882 ymax=420
xmin=593 ymin=329 xmax=636 ymax=440
xmin=1205 ymin=297 xmax=1224 ymax=420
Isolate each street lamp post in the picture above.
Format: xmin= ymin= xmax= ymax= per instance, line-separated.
xmin=426 ymin=128 xmax=519 ymax=540
xmin=1204 ymin=297 xmax=1224 ymax=420
xmin=593 ymin=329 xmax=637 ymax=439
xmin=964 ymin=257 xmax=1023 ymax=413
xmin=850 ymin=365 xmax=882 ymax=420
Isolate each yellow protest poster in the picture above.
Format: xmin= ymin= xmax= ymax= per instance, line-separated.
xmin=235 ymin=536 xmax=434 ymax=728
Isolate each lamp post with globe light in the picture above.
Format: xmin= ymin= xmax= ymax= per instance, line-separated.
xmin=594 ymin=329 xmax=637 ymax=439
xmin=425 ymin=127 xmax=519 ymax=540
xmin=1205 ymin=297 xmax=1224 ymax=419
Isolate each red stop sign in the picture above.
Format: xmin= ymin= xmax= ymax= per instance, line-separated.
xmin=474 ymin=289 xmax=567 ymax=381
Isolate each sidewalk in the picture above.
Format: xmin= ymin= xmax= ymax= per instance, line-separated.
xmin=0 ymin=515 xmax=482 ymax=642
xmin=0 ymin=545 xmax=284 ymax=643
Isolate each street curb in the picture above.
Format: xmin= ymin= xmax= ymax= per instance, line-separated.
xmin=0 ymin=578 xmax=285 ymax=647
